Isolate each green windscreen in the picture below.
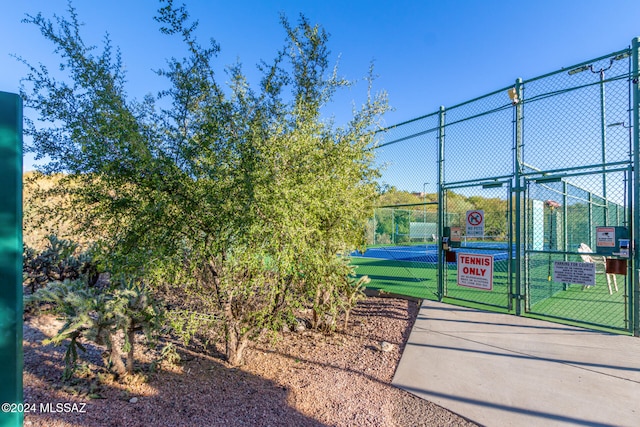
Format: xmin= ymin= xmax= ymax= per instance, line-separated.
xmin=0 ymin=91 xmax=23 ymax=427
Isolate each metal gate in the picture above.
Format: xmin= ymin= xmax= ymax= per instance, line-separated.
xmin=521 ymin=169 xmax=632 ymax=331
xmin=514 ymin=45 xmax=635 ymax=332
xmin=441 ymin=181 xmax=513 ymax=310
xmin=370 ymin=38 xmax=640 ymax=335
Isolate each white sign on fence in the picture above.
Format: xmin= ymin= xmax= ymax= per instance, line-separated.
xmin=596 ymin=227 xmax=616 ymax=248
xmin=553 ymin=261 xmax=596 ymax=286
xmin=457 ymin=253 xmax=493 ymax=291
xmin=465 ymin=210 xmax=485 ymax=237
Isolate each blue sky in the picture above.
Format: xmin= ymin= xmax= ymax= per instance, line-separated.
xmin=2 ymin=0 xmax=640 ymax=173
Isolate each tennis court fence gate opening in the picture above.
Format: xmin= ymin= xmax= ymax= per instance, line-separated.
xmin=358 ymin=38 xmax=640 ymax=336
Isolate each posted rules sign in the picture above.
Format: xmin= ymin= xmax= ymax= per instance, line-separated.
xmin=465 ymin=210 xmax=484 ymax=237
xmin=457 ymin=253 xmax=493 ymax=291
xmin=553 ymin=261 xmax=596 ymax=286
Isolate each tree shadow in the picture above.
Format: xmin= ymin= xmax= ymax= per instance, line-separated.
xmin=349 ymin=297 xmax=420 ymax=322
xmin=22 ymin=317 xmax=327 ymax=427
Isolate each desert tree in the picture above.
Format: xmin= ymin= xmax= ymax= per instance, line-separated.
xmin=21 ymin=0 xmax=388 ymax=366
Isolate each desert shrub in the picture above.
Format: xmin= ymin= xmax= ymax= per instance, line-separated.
xmin=25 ymin=276 xmax=163 ymax=380
xmin=21 ymin=1 xmax=385 ymax=366
xmin=23 ymin=234 xmax=98 ymax=294
xmin=304 ymin=255 xmax=369 ymax=331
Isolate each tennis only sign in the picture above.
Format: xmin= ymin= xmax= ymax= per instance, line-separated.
xmin=457 ymin=253 xmax=493 ymax=291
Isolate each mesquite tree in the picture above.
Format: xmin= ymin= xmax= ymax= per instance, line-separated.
xmin=21 ymin=0 xmax=387 ymax=366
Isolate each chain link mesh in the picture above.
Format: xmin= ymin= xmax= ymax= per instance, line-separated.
xmin=354 ymin=45 xmax=635 ymax=331
xmin=522 ymin=50 xmax=632 ymax=171
xmin=443 ymin=184 xmax=511 ymax=309
xmin=445 ymin=91 xmax=514 ymax=182
xmin=374 ymin=113 xmax=439 ymax=193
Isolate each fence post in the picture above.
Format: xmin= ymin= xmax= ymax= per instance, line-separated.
xmin=632 ymin=37 xmax=640 ymax=336
xmin=0 ymin=92 xmax=23 ymax=427
xmin=514 ymin=78 xmax=524 ymax=316
xmin=562 ymin=181 xmax=569 ymax=291
xmin=599 ymin=67 xmax=609 ymax=225
xmin=437 ymin=106 xmax=445 ymax=301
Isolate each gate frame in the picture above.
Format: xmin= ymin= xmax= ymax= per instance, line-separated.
xmin=521 ymin=166 xmax=633 ymax=331
xmin=632 ymin=37 xmax=640 ymax=336
xmin=439 ymin=179 xmax=514 ymax=311
xmin=432 ymin=40 xmax=640 ymax=334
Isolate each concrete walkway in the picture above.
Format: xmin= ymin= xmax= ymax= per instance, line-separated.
xmin=393 ymin=300 xmax=640 ymax=427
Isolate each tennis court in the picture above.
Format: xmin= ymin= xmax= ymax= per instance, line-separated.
xmin=353 ymin=40 xmax=640 ymax=335
xmin=353 ymin=242 xmax=514 ymax=263
xmin=351 ymin=243 xmax=629 ymax=332
xmin=351 ymin=242 xmax=513 ymax=302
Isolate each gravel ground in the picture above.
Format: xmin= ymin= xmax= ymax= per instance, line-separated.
xmin=22 ymin=296 xmax=477 ymax=426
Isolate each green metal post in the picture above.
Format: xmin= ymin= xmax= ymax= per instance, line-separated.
xmin=563 ymin=181 xmax=569 ymax=290
xmin=631 ymin=37 xmax=640 ymax=336
xmin=0 ymin=92 xmax=23 ymax=427
xmin=507 ymin=182 xmax=513 ymax=311
xmin=392 ymin=210 xmax=395 ymax=245
xmin=588 ymin=192 xmax=593 ymax=247
xmin=373 ymin=210 xmax=376 ymax=246
xmin=437 ymin=106 xmax=445 ymax=301
xmin=599 ymin=70 xmax=609 ymax=225
xmin=627 ymin=166 xmax=633 ymax=332
xmin=514 ymin=78 xmax=524 ymax=316
xmin=563 ymin=181 xmax=568 ymax=251
xmin=423 ymin=183 xmax=427 ymax=243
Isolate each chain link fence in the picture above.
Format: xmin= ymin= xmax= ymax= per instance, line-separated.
xmin=353 ymin=40 xmax=640 ymax=334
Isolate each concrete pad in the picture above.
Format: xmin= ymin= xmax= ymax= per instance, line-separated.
xmin=393 ymin=300 xmax=640 ymax=427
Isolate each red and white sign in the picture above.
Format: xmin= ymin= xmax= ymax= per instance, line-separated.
xmin=596 ymin=227 xmax=615 ymax=248
xmin=450 ymin=226 xmax=461 ymax=242
xmin=457 ymin=253 xmax=494 ymax=291
xmin=465 ymin=210 xmax=484 ymax=237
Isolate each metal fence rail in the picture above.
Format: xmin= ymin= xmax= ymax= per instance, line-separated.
xmin=357 ymin=38 xmax=640 ymax=335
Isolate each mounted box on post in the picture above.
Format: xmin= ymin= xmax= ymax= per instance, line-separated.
xmin=0 ymin=91 xmax=23 ymax=427
xmin=442 ymin=227 xmax=460 ymax=262
xmin=443 ymin=226 xmax=461 ymax=248
xmin=595 ymin=226 xmax=629 ymax=257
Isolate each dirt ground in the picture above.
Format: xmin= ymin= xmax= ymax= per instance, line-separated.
xmin=22 ymin=296 xmax=477 ymax=426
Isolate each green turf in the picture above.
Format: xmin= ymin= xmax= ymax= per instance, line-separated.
xmin=528 ymin=278 xmax=628 ymax=330
xmin=443 ymin=259 xmax=511 ymax=309
xmin=351 ymin=255 xmax=630 ymax=333
xmin=525 ymin=254 xmax=629 ymax=331
xmin=351 ymin=257 xmax=439 ymax=300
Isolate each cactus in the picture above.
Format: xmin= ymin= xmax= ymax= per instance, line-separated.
xmin=23 ymin=235 xmax=99 ymax=293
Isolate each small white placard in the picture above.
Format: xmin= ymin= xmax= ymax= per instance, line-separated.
xmin=596 ymin=227 xmax=616 ymax=248
xmin=553 ymin=261 xmax=596 ymax=286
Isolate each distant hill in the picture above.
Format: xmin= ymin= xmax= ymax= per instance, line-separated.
xmin=23 ymin=171 xmax=78 ymax=250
